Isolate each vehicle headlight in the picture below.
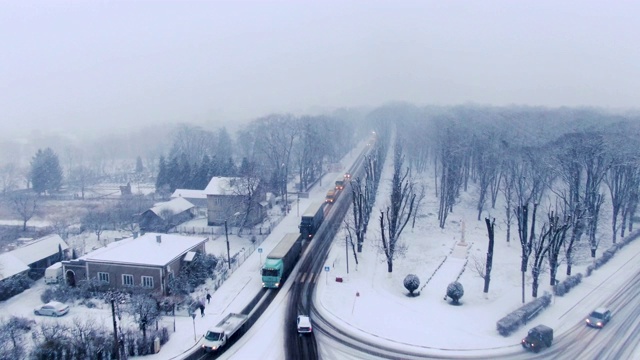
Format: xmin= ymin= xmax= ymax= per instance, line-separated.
xmin=597 ymin=322 xmax=602 ymax=326
xmin=586 ymin=319 xmax=590 ymax=323
xmin=212 ymin=346 xmax=218 ymax=350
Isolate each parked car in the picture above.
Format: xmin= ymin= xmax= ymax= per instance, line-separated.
xmin=297 ymin=315 xmax=312 ymax=334
xmin=34 ymin=301 xmax=69 ymax=317
xmin=586 ymin=307 xmax=612 ymax=328
xmin=521 ymin=324 xmax=553 ymax=353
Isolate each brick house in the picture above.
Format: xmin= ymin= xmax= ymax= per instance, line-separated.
xmin=62 ymin=233 xmax=207 ymax=295
xmin=204 ymin=176 xmax=266 ymax=226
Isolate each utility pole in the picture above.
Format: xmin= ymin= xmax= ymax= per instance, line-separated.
xmin=111 ymin=299 xmax=119 ymax=360
xmin=345 ymin=235 xmax=349 ymax=274
xmin=225 ymin=220 xmax=231 ymax=269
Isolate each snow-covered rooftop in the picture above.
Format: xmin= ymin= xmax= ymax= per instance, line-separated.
xmin=204 ymin=177 xmax=252 ymax=196
xmin=149 ymin=197 xmax=195 ymax=218
xmin=80 ymin=232 xmax=208 ymax=266
xmin=171 ymin=189 xmax=207 ymax=199
xmin=0 ymin=252 xmax=29 ymax=280
xmin=10 ymin=234 xmax=68 ymax=266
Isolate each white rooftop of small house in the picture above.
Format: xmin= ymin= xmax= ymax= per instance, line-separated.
xmin=10 ymin=234 xmax=68 ymax=266
xmin=171 ymin=189 xmax=207 ymax=199
xmin=204 ymin=177 xmax=253 ymax=196
xmin=80 ymin=233 xmax=208 ymax=267
xmin=150 ymin=197 xmax=195 ymax=218
xmin=0 ymin=253 xmax=29 ymax=280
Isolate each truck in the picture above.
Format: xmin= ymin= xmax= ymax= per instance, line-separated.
xmin=521 ymin=324 xmax=553 ymax=353
xmin=44 ymin=262 xmax=63 ymax=284
xmin=299 ymin=202 xmax=325 ymax=239
xmin=201 ymin=313 xmax=249 ymax=352
xmin=261 ymin=233 xmax=303 ymax=288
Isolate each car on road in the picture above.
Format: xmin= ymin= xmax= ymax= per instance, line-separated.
xmin=34 ymin=301 xmax=69 ymax=317
xmin=297 ymin=315 xmax=312 ymax=334
xmin=521 ymin=324 xmax=553 ymax=353
xmin=586 ymin=307 xmax=611 ymax=328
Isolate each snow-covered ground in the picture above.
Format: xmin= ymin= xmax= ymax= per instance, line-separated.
xmin=2 ymin=139 xmax=638 ymax=360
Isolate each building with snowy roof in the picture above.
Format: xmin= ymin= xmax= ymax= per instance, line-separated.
xmin=62 ymin=233 xmax=208 ymax=294
xmin=9 ymin=234 xmax=69 ymax=274
xmin=138 ymin=197 xmax=196 ymax=232
xmin=0 ymin=253 xmax=30 ymax=281
xmin=204 ymin=176 xmax=266 ymax=226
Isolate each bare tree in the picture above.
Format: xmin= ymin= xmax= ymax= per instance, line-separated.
xmin=483 ymin=217 xmax=495 ymax=294
xmin=7 ymin=192 xmax=39 ymax=231
xmin=411 ymin=184 xmax=426 ymax=229
xmin=0 ymin=163 xmax=19 ymax=194
xmin=126 ymin=293 xmax=162 ymax=344
xmin=81 ymin=206 xmax=111 ymax=243
xmin=546 ymin=212 xmax=571 ymax=286
xmin=515 ymin=203 xmax=538 ymax=303
xmin=343 ymin=219 xmax=359 ymax=267
xmin=530 ymin=223 xmax=549 ymax=299
xmin=379 ymin=141 xmax=416 ymax=273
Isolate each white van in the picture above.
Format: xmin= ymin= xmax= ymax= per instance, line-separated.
xmin=44 ymin=262 xmax=63 ymax=284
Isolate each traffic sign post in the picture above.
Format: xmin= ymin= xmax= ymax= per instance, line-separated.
xmin=324 ymin=266 xmax=330 ymax=285
xmin=258 ymin=247 xmax=263 ymax=266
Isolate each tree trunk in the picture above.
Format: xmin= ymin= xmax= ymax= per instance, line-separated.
xmin=483 ymin=218 xmax=495 ymax=293
xmin=532 ymin=268 xmax=539 ymax=298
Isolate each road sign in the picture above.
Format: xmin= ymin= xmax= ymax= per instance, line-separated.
xmin=258 ymin=248 xmax=263 ymax=253
xmin=324 ymin=266 xmax=330 ymax=272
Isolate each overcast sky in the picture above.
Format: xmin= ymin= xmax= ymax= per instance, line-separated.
xmin=1 ymin=0 xmax=639 ymax=138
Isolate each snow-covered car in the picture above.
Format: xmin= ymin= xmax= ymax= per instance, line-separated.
xmin=34 ymin=301 xmax=69 ymax=317
xmin=586 ymin=308 xmax=611 ymax=328
xmin=297 ymin=315 xmax=312 ymax=334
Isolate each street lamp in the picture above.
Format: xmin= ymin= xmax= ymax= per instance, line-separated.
xmin=191 ymin=313 xmax=196 ymax=342
xmin=224 ymin=212 xmax=242 ymax=270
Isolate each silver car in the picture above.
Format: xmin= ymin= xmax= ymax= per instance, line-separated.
xmin=34 ymin=301 xmax=70 ymax=317
xmin=585 ymin=307 xmax=611 ymax=328
xmin=297 ymin=315 xmax=312 ymax=334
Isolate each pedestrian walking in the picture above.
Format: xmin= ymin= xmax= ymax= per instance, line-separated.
xmin=199 ymin=303 xmax=205 ymax=317
xmin=206 ymin=292 xmax=211 ymax=304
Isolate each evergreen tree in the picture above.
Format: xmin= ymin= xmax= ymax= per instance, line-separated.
xmin=30 ymin=148 xmax=63 ymax=194
xmin=166 ymin=156 xmax=181 ymax=192
xmin=155 ymin=156 xmax=168 ymax=191
xmin=179 ymin=153 xmax=192 ymax=189
xmin=221 ymin=157 xmax=236 ymax=176
xmin=195 ymin=155 xmax=212 ymax=189
xmin=238 ymin=157 xmax=252 ymax=177
xmin=135 ymin=156 xmax=144 ymax=173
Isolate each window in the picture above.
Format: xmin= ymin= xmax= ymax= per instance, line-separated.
xmin=214 ymin=197 xmax=222 ymax=205
xmin=98 ymin=272 xmax=109 ymax=283
xmin=141 ymin=276 xmax=154 ymax=288
xmin=122 ymin=274 xmax=134 ymax=286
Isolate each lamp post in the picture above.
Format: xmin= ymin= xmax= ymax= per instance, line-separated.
xmin=224 ymin=220 xmax=231 ymax=269
xmin=191 ymin=313 xmax=196 ymax=342
xmin=224 ymin=212 xmax=242 ymax=270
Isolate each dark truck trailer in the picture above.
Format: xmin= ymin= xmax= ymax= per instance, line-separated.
xmin=299 ymin=201 xmax=325 ymax=239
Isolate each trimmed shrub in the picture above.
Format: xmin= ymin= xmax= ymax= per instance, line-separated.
xmin=496 ymin=292 xmax=552 ymax=336
xmin=403 ymin=274 xmax=420 ymax=296
xmin=446 ymin=282 xmax=464 ymax=304
xmin=586 ymin=264 xmax=595 ymax=277
xmin=553 ymin=273 xmax=582 ymax=297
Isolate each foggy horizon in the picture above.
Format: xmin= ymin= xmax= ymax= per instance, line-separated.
xmin=2 ymin=1 xmax=639 ymax=139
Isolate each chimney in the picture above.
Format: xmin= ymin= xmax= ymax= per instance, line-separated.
xmin=156 ymin=235 xmax=162 ymax=244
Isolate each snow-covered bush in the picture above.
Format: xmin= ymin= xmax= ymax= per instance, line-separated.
xmin=0 ymin=274 xmax=33 ymax=301
xmin=446 ymin=281 xmax=464 ymax=304
xmin=553 ymin=273 xmax=582 ymax=297
xmin=496 ymin=292 xmax=552 ymax=336
xmin=403 ymin=274 xmax=420 ymax=296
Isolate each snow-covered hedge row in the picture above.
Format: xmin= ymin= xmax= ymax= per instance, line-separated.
xmin=496 ymin=292 xmax=552 ymax=337
xmin=553 ymin=273 xmax=582 ymax=297
xmin=586 ymin=230 xmax=640 ymax=277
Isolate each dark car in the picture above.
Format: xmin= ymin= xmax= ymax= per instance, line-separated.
xmin=586 ymin=307 xmax=611 ymax=328
xmin=521 ymin=324 xmax=553 ymax=353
